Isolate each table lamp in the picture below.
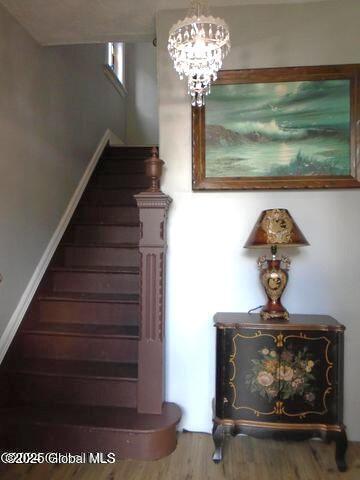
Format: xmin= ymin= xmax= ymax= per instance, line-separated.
xmin=244 ymin=208 xmax=309 ymax=321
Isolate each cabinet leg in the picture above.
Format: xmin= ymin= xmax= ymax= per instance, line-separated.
xmin=335 ymin=430 xmax=348 ymax=472
xmin=212 ymin=424 xmax=228 ymax=464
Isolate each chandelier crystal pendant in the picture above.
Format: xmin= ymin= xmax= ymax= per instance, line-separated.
xmin=168 ymin=1 xmax=230 ymax=107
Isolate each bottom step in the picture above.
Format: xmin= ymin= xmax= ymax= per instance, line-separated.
xmin=0 ymin=403 xmax=181 ymax=460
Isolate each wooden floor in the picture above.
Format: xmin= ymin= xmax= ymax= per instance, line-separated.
xmin=1 ymin=432 xmax=359 ymax=480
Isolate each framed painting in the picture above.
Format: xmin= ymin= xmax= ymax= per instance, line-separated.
xmin=192 ymin=64 xmax=360 ymax=190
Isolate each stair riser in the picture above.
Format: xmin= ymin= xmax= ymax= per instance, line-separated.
xmin=51 ymin=271 xmax=139 ymax=295
xmin=82 ymin=188 xmax=138 ymax=205
xmin=9 ymin=375 xmax=137 ymax=408
xmin=63 ymin=246 xmax=139 ymax=268
xmin=39 ymin=300 xmax=139 ymax=325
xmin=104 ymin=148 xmax=152 ymax=158
xmin=18 ymin=335 xmax=138 ymax=363
xmin=96 ymin=160 xmax=145 ymax=174
xmin=0 ymin=373 xmax=10 ymax=407
xmin=2 ymin=422 xmax=177 ymax=460
xmin=90 ymin=175 xmax=149 ymax=189
xmin=75 ymin=206 xmax=139 ymax=223
xmin=71 ymin=225 xmax=140 ymax=244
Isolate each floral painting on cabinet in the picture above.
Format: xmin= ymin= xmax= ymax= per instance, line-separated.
xmin=245 ymin=346 xmax=317 ymax=404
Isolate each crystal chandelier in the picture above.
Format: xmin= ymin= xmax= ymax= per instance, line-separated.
xmin=168 ymin=1 xmax=230 ymax=107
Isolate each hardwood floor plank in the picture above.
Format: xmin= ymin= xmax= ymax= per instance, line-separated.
xmin=1 ymin=432 xmax=359 ymax=480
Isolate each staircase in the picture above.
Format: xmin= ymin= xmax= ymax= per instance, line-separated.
xmin=0 ymin=146 xmax=180 ymax=460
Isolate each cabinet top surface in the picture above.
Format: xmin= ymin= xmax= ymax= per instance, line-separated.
xmin=214 ymin=313 xmax=344 ymax=331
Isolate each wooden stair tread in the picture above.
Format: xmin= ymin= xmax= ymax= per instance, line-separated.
xmin=21 ymin=323 xmax=139 ymax=338
xmin=101 ymin=153 xmax=151 ymax=158
xmin=85 ymin=186 xmax=142 ymax=191
xmin=71 ymin=220 xmax=140 ymax=226
xmin=62 ymin=242 xmax=138 ymax=249
xmin=50 ymin=265 xmax=139 ymax=274
xmin=78 ymin=204 xmax=138 ymax=208
xmin=1 ymin=403 xmax=181 ymax=432
xmin=38 ymin=292 xmax=139 ymax=303
xmin=105 ymin=146 xmax=153 ymax=151
xmin=85 ymin=187 xmax=143 ymax=193
xmin=101 ymin=156 xmax=147 ymax=160
xmin=80 ymin=202 xmax=136 ymax=207
xmin=89 ymin=182 xmax=147 ymax=188
xmin=95 ymin=169 xmax=146 ymax=173
xmin=93 ymin=173 xmax=145 ymax=178
xmin=5 ymin=358 xmax=138 ymax=380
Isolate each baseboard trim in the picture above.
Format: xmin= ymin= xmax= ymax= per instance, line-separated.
xmin=109 ymin=131 xmax=124 ymax=146
xmin=0 ymin=129 xmax=122 ymax=363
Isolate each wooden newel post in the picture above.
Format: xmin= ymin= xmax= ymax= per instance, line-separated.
xmin=134 ymin=147 xmax=172 ymax=415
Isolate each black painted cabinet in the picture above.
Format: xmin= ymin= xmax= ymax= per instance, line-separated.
xmin=213 ymin=313 xmax=347 ymax=472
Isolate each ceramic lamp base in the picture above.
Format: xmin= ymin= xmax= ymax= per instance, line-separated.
xmin=258 ymin=255 xmax=291 ymax=322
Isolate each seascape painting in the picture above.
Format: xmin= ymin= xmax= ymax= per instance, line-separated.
xmin=205 ymin=79 xmax=351 ymax=178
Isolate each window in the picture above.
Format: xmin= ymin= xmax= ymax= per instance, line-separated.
xmin=107 ymin=42 xmax=125 ymax=85
xmin=104 ymin=42 xmax=126 ymax=96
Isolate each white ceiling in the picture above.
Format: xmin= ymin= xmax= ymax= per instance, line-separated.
xmin=0 ymin=0 xmax=333 ymax=46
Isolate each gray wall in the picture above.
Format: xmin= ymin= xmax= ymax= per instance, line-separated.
xmin=157 ymin=0 xmax=360 ymax=440
xmin=0 ymin=4 xmax=125 ymax=338
xmin=126 ymin=42 xmax=158 ymax=145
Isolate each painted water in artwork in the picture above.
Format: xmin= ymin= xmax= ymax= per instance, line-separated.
xmin=205 ymin=80 xmax=350 ymax=177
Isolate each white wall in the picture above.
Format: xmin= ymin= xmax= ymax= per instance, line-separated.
xmin=0 ymin=4 xmax=125 ymax=339
xmin=157 ymin=0 xmax=360 ymax=440
xmin=126 ymin=42 xmax=159 ymax=145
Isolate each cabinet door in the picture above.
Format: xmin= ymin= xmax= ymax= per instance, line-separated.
xmin=278 ymin=330 xmax=339 ymax=424
xmin=217 ymin=327 xmax=283 ymax=422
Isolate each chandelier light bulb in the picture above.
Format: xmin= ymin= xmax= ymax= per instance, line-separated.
xmin=168 ymin=1 xmax=231 ymax=107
